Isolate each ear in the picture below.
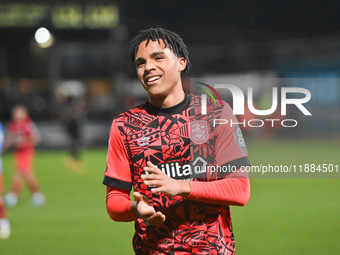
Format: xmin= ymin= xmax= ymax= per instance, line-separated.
xmin=178 ymin=57 xmax=187 ymax=72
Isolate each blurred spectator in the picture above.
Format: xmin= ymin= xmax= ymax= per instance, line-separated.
xmin=5 ymin=79 xmax=35 ymax=112
xmin=61 ymin=95 xmax=85 ymax=174
xmin=3 ymin=105 xmax=45 ymax=207
xmin=0 ymin=121 xmax=10 ymax=239
xmin=2 ymin=78 xmax=48 ymax=121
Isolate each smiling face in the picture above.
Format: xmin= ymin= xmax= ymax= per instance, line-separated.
xmin=135 ymin=40 xmax=186 ymax=106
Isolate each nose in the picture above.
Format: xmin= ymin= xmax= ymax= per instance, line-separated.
xmin=144 ymin=60 xmax=156 ymax=72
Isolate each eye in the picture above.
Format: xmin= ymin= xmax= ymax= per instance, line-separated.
xmin=136 ymin=62 xmax=145 ymax=68
xmin=155 ymin=56 xmax=163 ymax=60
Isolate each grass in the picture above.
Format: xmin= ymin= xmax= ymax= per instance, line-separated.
xmin=232 ymin=139 xmax=340 ymax=255
xmin=1 ymin=149 xmax=134 ymax=255
xmin=1 ymin=139 xmax=339 ymax=254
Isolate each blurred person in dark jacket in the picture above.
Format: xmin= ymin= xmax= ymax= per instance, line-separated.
xmin=62 ymin=95 xmax=85 ymax=174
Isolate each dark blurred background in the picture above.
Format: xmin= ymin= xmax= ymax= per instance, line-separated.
xmin=0 ymin=0 xmax=339 ymax=148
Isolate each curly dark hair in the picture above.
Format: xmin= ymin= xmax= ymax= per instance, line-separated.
xmin=129 ymin=27 xmax=191 ymax=73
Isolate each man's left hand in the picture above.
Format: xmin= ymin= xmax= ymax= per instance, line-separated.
xmin=142 ymin=161 xmax=191 ymax=197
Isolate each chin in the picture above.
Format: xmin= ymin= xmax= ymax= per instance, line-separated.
xmin=147 ymin=87 xmax=166 ymax=97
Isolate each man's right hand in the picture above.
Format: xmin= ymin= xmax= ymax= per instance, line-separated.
xmin=130 ymin=192 xmax=166 ymax=226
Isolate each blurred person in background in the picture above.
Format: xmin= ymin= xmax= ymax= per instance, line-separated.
xmin=103 ymin=28 xmax=250 ymax=254
xmin=0 ymin=121 xmax=10 ymax=239
xmin=3 ymin=105 xmax=45 ymax=207
xmin=62 ymin=95 xmax=85 ymax=174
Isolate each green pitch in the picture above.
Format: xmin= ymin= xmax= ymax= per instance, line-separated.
xmin=1 ymin=140 xmax=339 ymax=255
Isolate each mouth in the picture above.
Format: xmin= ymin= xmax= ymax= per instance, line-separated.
xmin=145 ymin=75 xmax=162 ymax=85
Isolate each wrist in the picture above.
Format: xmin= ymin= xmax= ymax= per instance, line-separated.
xmin=178 ymin=180 xmax=191 ymax=198
xmin=130 ymin=201 xmax=139 ymax=218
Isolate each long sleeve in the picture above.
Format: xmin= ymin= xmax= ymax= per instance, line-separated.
xmin=187 ymin=102 xmax=251 ymax=207
xmin=187 ymin=175 xmax=250 ymax=206
xmin=106 ymin=186 xmax=137 ymax=222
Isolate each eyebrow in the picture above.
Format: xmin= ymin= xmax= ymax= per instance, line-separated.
xmin=135 ymin=51 xmax=166 ymax=64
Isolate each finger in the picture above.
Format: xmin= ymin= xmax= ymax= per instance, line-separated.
xmin=133 ymin=192 xmax=142 ymax=201
xmin=141 ymin=173 xmax=158 ymax=180
xmin=150 ymin=187 xmax=163 ymax=194
xmin=144 ymin=180 xmax=161 ymax=186
xmin=141 ymin=174 xmax=160 ymax=181
xmin=155 ymin=212 xmax=166 ymax=224
xmin=140 ymin=194 xmax=151 ymax=206
xmin=155 ymin=211 xmax=166 ymax=220
xmin=146 ymin=161 xmax=155 ymax=167
xmin=137 ymin=201 xmax=154 ymax=217
xmin=134 ymin=192 xmax=151 ymax=206
xmin=141 ymin=208 xmax=156 ymax=218
xmin=146 ymin=212 xmax=166 ymax=226
xmin=146 ymin=211 xmax=164 ymax=220
xmin=134 ymin=192 xmax=150 ymax=203
xmin=144 ymin=162 xmax=161 ymax=172
xmin=143 ymin=166 xmax=159 ymax=174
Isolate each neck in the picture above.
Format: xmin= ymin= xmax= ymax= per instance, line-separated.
xmin=149 ymin=88 xmax=186 ymax=108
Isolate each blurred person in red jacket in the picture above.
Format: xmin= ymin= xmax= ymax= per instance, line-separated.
xmin=4 ymin=105 xmax=45 ymax=207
